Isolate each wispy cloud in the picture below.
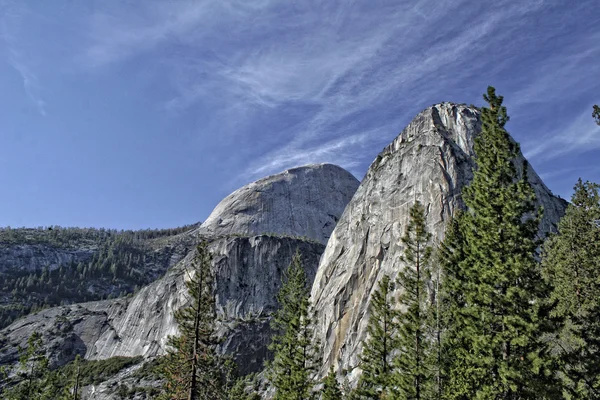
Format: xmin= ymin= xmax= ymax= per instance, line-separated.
xmin=249 ymin=126 xmax=394 ymax=180
xmin=1 ymin=1 xmax=47 ymax=116
xmin=225 ymin=0 xmax=548 ymax=180
xmin=4 ymin=0 xmax=596 ymax=190
xmin=524 ymin=106 xmax=600 ymax=161
xmin=7 ymin=51 xmax=47 ymax=116
xmin=510 ymin=33 xmax=600 ymax=109
xmin=80 ymin=1 xmax=217 ymax=68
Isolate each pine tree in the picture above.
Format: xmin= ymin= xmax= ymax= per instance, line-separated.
xmin=436 ymin=213 xmax=467 ymax=399
xmin=321 ymin=366 xmax=343 ymax=400
xmin=1 ymin=333 xmax=71 ymax=400
xmin=159 ymin=241 xmax=226 ymax=400
xmin=441 ymin=86 xmax=554 ymax=399
xmin=356 ymin=274 xmax=397 ymax=399
xmin=593 ymin=105 xmax=600 ymax=126
xmin=228 ymin=374 xmax=261 ymax=400
xmin=542 ymin=179 xmax=600 ymax=398
xmin=392 ymin=202 xmax=433 ymax=400
xmin=18 ymin=332 xmax=49 ymax=399
xmin=268 ymin=250 xmax=320 ymax=400
xmin=70 ymin=354 xmax=82 ymax=400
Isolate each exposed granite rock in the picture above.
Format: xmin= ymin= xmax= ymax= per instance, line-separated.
xmin=80 ymin=361 xmax=161 ymax=400
xmin=0 ymin=244 xmax=95 ymax=273
xmin=0 ymin=235 xmax=324 ymax=377
xmin=310 ymin=103 xmax=568 ymax=381
xmin=0 ymin=231 xmax=197 ymax=329
xmin=197 ymin=164 xmax=360 ymax=244
xmin=0 ymin=163 xmax=358 ymax=400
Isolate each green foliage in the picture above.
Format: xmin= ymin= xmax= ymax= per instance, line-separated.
xmin=356 ymin=274 xmax=397 ymax=399
xmin=321 ymin=366 xmax=343 ymax=400
xmin=227 ymin=373 xmax=261 ymax=400
xmin=158 ymin=241 xmax=227 ymax=400
xmin=60 ymin=355 xmax=143 ymax=387
xmin=437 ymin=214 xmax=467 ymax=399
xmin=0 ymin=224 xmax=198 ymax=329
xmin=0 ymin=224 xmax=199 ymax=247
xmin=441 ymin=87 xmax=555 ymax=399
xmin=593 ymin=105 xmax=600 ymax=126
xmin=268 ymin=250 xmax=320 ymax=400
xmin=1 ymin=333 xmax=71 ymax=400
xmin=542 ymin=179 xmax=600 ymax=398
xmin=393 ymin=202 xmax=434 ymax=399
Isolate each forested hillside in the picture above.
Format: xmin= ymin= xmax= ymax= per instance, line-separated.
xmin=0 ymin=225 xmax=199 ymax=328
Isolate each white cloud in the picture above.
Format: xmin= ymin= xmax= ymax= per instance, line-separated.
xmin=80 ymin=1 xmax=217 ymax=68
xmin=223 ymin=0 xmax=548 ymax=179
xmin=4 ymin=0 xmax=594 ymax=183
xmin=511 ymin=33 xmax=600 ymax=109
xmin=247 ymin=125 xmax=395 ymax=181
xmin=1 ymin=1 xmax=46 ymax=116
xmin=7 ymin=51 xmax=46 ymax=116
xmin=524 ymin=106 xmax=600 ymax=161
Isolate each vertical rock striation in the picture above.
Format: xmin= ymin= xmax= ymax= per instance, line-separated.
xmin=310 ymin=103 xmax=567 ymax=380
xmin=197 ymin=164 xmax=360 ymax=244
xmin=0 ymin=163 xmax=359 ymax=379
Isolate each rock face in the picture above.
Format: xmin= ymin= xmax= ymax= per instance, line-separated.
xmin=198 ymin=164 xmax=360 ymax=244
xmin=0 ymin=163 xmax=358 ymax=383
xmin=0 ymin=236 xmax=323 ymax=376
xmin=0 ymin=245 xmax=94 ymax=273
xmin=0 ymin=229 xmax=198 ymax=329
xmin=310 ymin=103 xmax=567 ymax=379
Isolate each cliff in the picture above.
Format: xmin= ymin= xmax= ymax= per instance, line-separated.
xmin=309 ymin=103 xmax=567 ymax=381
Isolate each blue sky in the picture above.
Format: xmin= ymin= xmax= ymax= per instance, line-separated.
xmin=0 ymin=0 xmax=598 ymax=230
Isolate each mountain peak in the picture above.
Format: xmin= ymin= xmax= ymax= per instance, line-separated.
xmin=310 ymin=103 xmax=566 ymax=379
xmin=197 ymin=163 xmax=359 ymax=244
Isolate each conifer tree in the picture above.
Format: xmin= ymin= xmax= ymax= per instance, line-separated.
xmin=393 ymin=202 xmax=433 ymax=400
xmin=441 ymin=87 xmax=554 ymax=399
xmin=19 ymin=332 xmax=48 ymax=399
xmin=228 ymin=374 xmax=261 ymax=400
xmin=159 ymin=241 xmax=226 ymax=400
xmin=321 ymin=366 xmax=343 ymax=400
xmin=2 ymin=333 xmax=71 ymax=400
xmin=593 ymin=105 xmax=600 ymax=126
xmin=268 ymin=250 xmax=320 ymax=400
xmin=356 ymin=274 xmax=397 ymax=399
xmin=542 ymin=179 xmax=600 ymax=398
xmin=436 ymin=213 xmax=467 ymax=399
xmin=70 ymin=354 xmax=82 ymax=400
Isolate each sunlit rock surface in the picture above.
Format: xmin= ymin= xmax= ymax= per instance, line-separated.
xmin=310 ymin=103 xmax=567 ymax=382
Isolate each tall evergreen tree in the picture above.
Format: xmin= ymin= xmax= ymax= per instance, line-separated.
xmin=437 ymin=213 xmax=467 ymax=399
xmin=228 ymin=374 xmax=261 ymax=400
xmin=441 ymin=87 xmax=554 ymax=399
xmin=19 ymin=332 xmax=48 ymax=399
xmin=542 ymin=179 xmax=600 ymax=398
xmin=321 ymin=366 xmax=343 ymax=400
xmin=268 ymin=250 xmax=320 ymax=400
xmin=593 ymin=105 xmax=599 ymax=126
xmin=356 ymin=274 xmax=397 ymax=399
xmin=159 ymin=241 xmax=226 ymax=400
xmin=1 ymin=333 xmax=71 ymax=400
xmin=393 ymin=202 xmax=433 ymax=400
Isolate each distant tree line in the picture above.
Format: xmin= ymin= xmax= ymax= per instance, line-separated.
xmin=0 ymin=224 xmax=199 ymax=329
xmin=0 ymin=224 xmax=200 ymax=247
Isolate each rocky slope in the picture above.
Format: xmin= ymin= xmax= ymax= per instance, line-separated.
xmin=198 ymin=163 xmax=359 ymax=244
xmin=309 ymin=103 xmax=567 ymax=381
xmin=0 ymin=163 xmax=359 ymax=393
xmin=0 ymin=227 xmax=199 ymax=328
xmin=0 ymin=235 xmax=323 ymax=375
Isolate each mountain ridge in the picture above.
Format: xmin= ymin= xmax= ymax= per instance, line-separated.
xmin=310 ymin=102 xmax=567 ymax=381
